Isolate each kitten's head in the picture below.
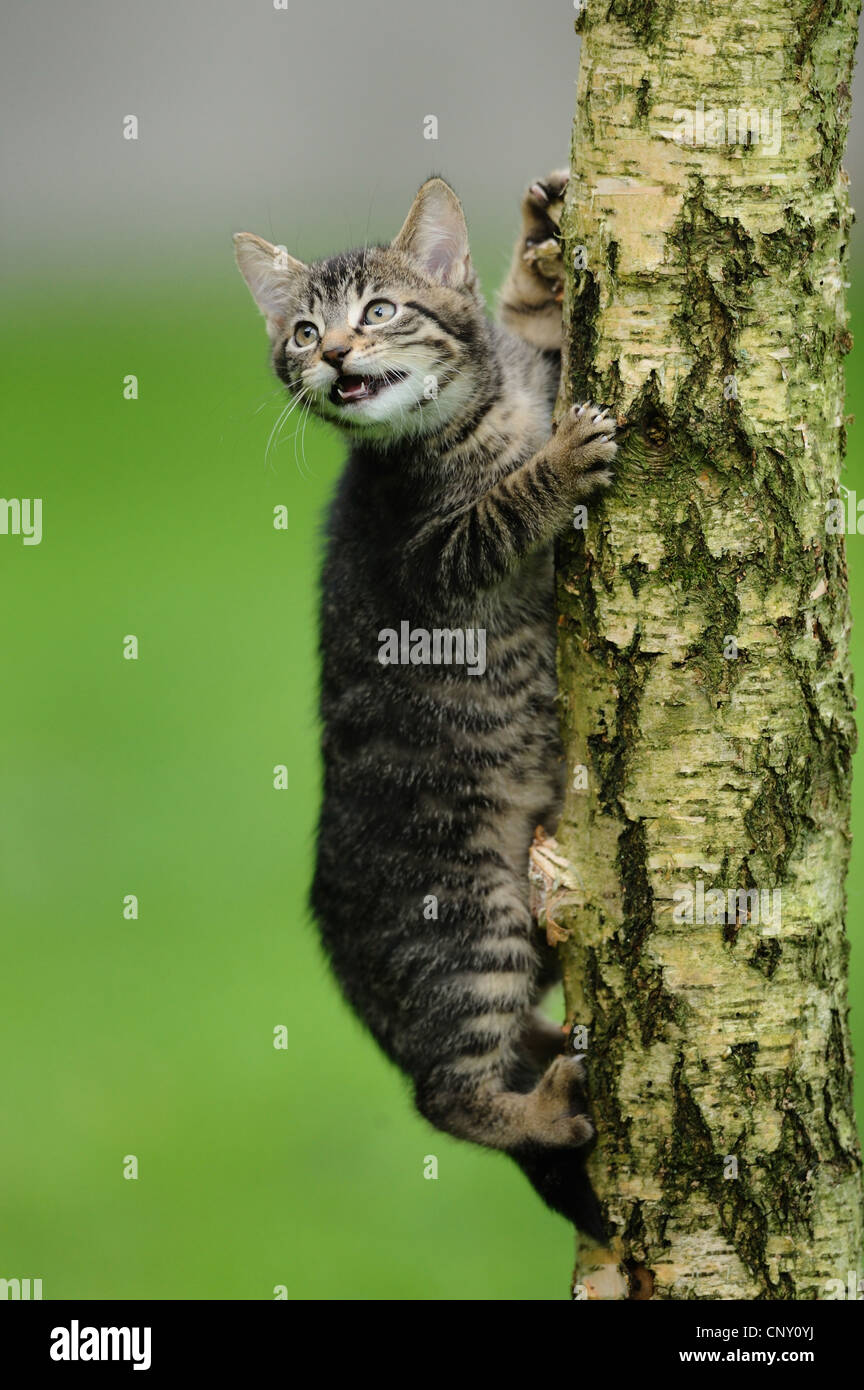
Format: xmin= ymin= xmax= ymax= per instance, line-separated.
xmin=234 ymin=179 xmax=489 ymax=443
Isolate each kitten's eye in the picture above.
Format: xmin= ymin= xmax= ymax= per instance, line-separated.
xmin=363 ymin=300 xmax=397 ymax=325
xmin=293 ymin=321 xmax=319 ymax=348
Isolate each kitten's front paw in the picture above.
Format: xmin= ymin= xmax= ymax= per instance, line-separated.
xmin=553 ymin=402 xmax=618 ymax=496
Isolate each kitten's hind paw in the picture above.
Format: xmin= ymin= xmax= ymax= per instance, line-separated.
xmin=531 ymin=1054 xmax=594 ymax=1147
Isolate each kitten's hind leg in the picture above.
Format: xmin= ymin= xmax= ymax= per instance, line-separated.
xmin=520 ymin=1010 xmax=568 ymax=1066
xmin=498 ymin=170 xmax=569 ymax=350
xmin=421 ymin=1050 xmax=602 ymax=1236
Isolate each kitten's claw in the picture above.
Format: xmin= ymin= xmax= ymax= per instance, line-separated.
xmin=553 ymin=402 xmax=618 ymax=495
xmin=525 ymin=169 xmax=570 ymax=214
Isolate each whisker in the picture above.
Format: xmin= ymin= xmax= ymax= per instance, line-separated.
xmin=252 ymin=386 xmax=288 ymax=417
xmin=264 ymin=387 xmax=314 ymax=473
xmin=292 ymin=392 xmax=316 ymax=479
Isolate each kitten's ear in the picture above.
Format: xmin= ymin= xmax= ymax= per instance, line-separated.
xmin=233 ymin=232 xmax=307 ymax=334
xmin=391 ymin=179 xmax=474 ymax=288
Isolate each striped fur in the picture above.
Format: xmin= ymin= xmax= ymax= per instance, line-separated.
xmin=235 ymin=176 xmax=616 ymax=1238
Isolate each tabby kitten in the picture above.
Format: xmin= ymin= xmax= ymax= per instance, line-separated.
xmin=235 ymin=174 xmax=616 ymax=1239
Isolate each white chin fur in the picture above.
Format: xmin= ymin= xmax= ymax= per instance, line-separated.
xmin=321 ymin=373 xmax=474 ymax=439
xmin=331 ymin=376 xmax=422 ymax=423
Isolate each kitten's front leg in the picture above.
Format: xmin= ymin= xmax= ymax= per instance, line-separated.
xmin=498 ymin=170 xmax=568 ymax=351
xmin=406 ymin=403 xmax=616 ymax=600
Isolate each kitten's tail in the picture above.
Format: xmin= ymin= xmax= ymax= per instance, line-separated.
xmin=509 ymin=1144 xmax=607 ymax=1243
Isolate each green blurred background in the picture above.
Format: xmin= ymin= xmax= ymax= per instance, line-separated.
xmin=2 ymin=0 xmax=864 ymax=1301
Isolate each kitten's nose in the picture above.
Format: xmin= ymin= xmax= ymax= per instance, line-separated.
xmin=322 ymin=343 xmax=350 ymax=367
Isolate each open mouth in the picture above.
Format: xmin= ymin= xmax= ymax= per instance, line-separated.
xmin=329 ymin=371 xmax=407 ymax=405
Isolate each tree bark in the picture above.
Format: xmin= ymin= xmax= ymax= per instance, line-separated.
xmin=548 ymin=0 xmax=864 ymax=1299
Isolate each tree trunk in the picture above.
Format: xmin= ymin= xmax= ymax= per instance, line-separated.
xmin=548 ymin=0 xmax=864 ymax=1299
